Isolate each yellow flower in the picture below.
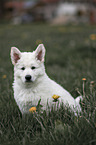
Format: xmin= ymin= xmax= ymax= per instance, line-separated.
xmin=90 ymin=81 xmax=95 ymax=87
xmin=90 ymin=34 xmax=96 ymax=40
xmin=52 ymin=95 xmax=60 ymax=100
xmin=29 ymin=107 xmax=36 ymax=113
xmin=82 ymin=78 xmax=86 ymax=81
xmin=2 ymin=75 xmax=7 ymax=79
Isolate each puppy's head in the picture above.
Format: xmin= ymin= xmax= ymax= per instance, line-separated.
xmin=11 ymin=44 xmax=46 ymax=84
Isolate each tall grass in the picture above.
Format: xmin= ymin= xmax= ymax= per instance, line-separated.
xmin=0 ymin=24 xmax=96 ymax=145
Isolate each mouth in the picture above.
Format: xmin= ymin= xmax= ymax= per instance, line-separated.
xmin=25 ymin=80 xmax=33 ymax=83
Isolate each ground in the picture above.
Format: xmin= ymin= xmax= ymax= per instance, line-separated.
xmin=0 ymin=23 xmax=96 ymax=145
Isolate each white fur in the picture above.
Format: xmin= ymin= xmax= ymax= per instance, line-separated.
xmin=11 ymin=44 xmax=81 ymax=114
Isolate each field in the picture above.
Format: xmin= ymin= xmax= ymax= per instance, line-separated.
xmin=0 ymin=23 xmax=96 ymax=145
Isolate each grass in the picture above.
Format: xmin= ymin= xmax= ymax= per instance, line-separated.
xmin=0 ymin=23 xmax=96 ymax=145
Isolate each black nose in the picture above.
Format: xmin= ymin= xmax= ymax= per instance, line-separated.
xmin=25 ymin=75 xmax=31 ymax=81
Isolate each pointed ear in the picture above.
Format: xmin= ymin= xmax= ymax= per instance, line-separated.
xmin=11 ymin=47 xmax=21 ymax=65
xmin=35 ymin=44 xmax=45 ymax=62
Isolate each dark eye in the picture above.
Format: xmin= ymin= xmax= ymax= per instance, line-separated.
xmin=21 ymin=67 xmax=25 ymax=70
xmin=31 ymin=66 xmax=36 ymax=70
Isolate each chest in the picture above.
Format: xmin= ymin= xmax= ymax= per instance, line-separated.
xmin=14 ymin=86 xmax=53 ymax=106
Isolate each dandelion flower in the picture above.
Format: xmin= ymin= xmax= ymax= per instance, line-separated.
xmin=82 ymin=78 xmax=86 ymax=81
xmin=2 ymin=75 xmax=7 ymax=79
xmin=29 ymin=107 xmax=36 ymax=113
xmin=90 ymin=81 xmax=95 ymax=87
xmin=82 ymin=78 xmax=86 ymax=97
xmin=52 ymin=95 xmax=60 ymax=100
xmin=90 ymin=81 xmax=95 ymax=85
xmin=90 ymin=34 xmax=96 ymax=40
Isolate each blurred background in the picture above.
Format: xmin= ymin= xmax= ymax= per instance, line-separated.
xmin=0 ymin=0 xmax=96 ymax=93
xmin=0 ymin=0 xmax=96 ymax=25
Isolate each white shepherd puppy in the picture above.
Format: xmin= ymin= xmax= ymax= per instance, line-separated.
xmin=11 ymin=44 xmax=81 ymax=114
